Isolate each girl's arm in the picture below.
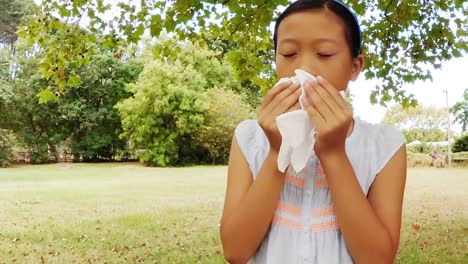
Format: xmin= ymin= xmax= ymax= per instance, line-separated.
xmin=220 ymin=81 xmax=301 ymax=263
xmin=303 ymin=76 xmax=406 ymax=264
xmin=220 ymin=141 xmax=284 ymax=264
xmin=320 ymin=146 xmax=406 ymax=264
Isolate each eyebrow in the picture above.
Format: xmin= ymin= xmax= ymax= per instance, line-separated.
xmin=278 ymin=37 xmax=338 ymax=45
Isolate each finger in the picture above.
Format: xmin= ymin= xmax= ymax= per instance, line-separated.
xmin=259 ymin=80 xmax=292 ymax=112
xmin=304 ymin=79 xmax=334 ymax=122
xmin=308 ymin=78 xmax=342 ymax=116
xmin=302 ymin=95 xmax=326 ymax=127
xmin=287 ymin=102 xmax=301 ymax=113
xmin=316 ymin=76 xmax=349 ymax=111
xmin=270 ymin=86 xmax=301 ymax=116
xmin=264 ymin=82 xmax=300 ymax=114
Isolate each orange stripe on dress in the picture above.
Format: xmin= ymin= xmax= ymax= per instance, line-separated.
xmin=315 ymin=178 xmax=328 ymax=188
xmin=277 ymin=201 xmax=302 ymax=216
xmin=272 ymin=214 xmax=300 ymax=230
xmin=312 ymin=206 xmax=335 ymax=217
xmin=285 ymin=173 xmax=305 ymax=187
xmin=316 ymin=165 xmax=325 ymax=176
xmin=310 ymin=220 xmax=338 ymax=232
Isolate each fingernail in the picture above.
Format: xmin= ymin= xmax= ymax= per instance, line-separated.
xmin=277 ymin=80 xmax=291 ymax=88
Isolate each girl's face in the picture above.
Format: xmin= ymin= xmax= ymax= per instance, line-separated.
xmin=275 ymin=9 xmax=364 ymax=91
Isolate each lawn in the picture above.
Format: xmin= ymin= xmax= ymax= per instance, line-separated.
xmin=0 ymin=164 xmax=466 ymax=263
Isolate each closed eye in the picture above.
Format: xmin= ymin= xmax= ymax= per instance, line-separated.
xmin=318 ymin=53 xmax=334 ymax=58
xmin=282 ymin=53 xmax=297 ymax=58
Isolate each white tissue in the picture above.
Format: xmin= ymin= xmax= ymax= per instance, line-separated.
xmin=275 ymin=70 xmax=346 ymax=173
xmin=275 ymin=70 xmax=316 ymax=173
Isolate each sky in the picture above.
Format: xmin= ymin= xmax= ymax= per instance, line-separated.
xmin=350 ymin=55 xmax=467 ymax=133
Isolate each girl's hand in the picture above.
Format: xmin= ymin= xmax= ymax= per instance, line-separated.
xmin=258 ymin=81 xmax=301 ymax=153
xmin=301 ymin=76 xmax=353 ymax=157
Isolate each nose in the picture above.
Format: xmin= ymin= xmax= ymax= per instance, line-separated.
xmin=298 ymin=53 xmax=318 ymax=76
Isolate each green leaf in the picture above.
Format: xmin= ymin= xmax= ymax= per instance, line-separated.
xmin=150 ymin=15 xmax=163 ymax=37
xmin=68 ymin=74 xmax=81 ymax=87
xmin=37 ymin=89 xmax=57 ymax=104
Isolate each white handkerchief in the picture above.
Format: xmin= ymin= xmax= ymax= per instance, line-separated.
xmin=275 ymin=69 xmax=316 ymax=173
xmin=275 ymin=69 xmax=345 ymax=173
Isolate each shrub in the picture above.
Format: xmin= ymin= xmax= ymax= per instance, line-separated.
xmin=194 ymin=88 xmax=254 ymax=164
xmin=407 ymin=152 xmax=433 ymax=168
xmin=29 ymin=144 xmax=55 ymax=164
xmin=452 ymin=151 xmax=468 ymax=159
xmin=0 ymin=129 xmax=15 ymax=167
xmin=407 ymin=143 xmax=432 ymax=154
xmin=452 ymin=134 xmax=468 ymax=153
xmin=116 ymin=41 xmax=240 ymax=166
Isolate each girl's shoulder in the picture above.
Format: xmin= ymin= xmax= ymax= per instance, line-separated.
xmin=235 ymin=119 xmax=266 ymax=146
xmin=234 ymin=119 xmax=270 ymax=177
xmin=352 ymin=118 xmax=406 ymax=174
xmin=354 ymin=118 xmax=405 ymax=144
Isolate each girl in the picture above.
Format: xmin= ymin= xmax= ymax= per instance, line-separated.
xmin=220 ymin=0 xmax=407 ymax=264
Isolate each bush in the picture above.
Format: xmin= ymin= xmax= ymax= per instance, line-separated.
xmin=117 ymin=40 xmax=241 ymax=166
xmin=452 ymin=151 xmax=468 ymax=167
xmin=194 ymin=88 xmax=254 ymax=164
xmin=407 ymin=152 xmax=433 ymax=168
xmin=29 ymin=144 xmax=55 ymax=164
xmin=407 ymin=143 xmax=433 ymax=154
xmin=452 ymin=134 xmax=468 ymax=153
xmin=0 ymin=129 xmax=15 ymax=167
xmin=452 ymin=151 xmax=468 ymax=159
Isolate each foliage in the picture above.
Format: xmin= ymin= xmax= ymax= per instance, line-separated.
xmin=450 ymin=89 xmax=468 ymax=133
xmin=406 ymin=152 xmax=433 ymax=168
xmin=19 ymin=0 xmax=468 ymax=106
xmin=452 ymin=134 xmax=468 ymax=153
xmin=117 ymin=40 xmax=241 ymax=166
xmin=0 ymin=44 xmax=68 ymax=163
xmin=407 ymin=143 xmax=433 ymax=155
xmin=60 ymin=55 xmax=142 ymax=161
xmin=0 ymin=48 xmax=14 ymax=128
xmin=383 ymin=104 xmax=448 ymax=131
xmin=402 ymin=128 xmax=446 ymax=143
xmin=0 ymin=0 xmax=36 ymax=46
xmin=0 ymin=129 xmax=15 ymax=167
xmin=194 ymin=88 xmax=254 ymax=164
xmin=452 ymin=151 xmax=468 ymax=159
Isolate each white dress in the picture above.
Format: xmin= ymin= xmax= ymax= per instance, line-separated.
xmin=234 ymin=118 xmax=406 ymax=264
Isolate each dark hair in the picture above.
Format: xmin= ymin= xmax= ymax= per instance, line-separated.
xmin=273 ymin=0 xmax=362 ymax=58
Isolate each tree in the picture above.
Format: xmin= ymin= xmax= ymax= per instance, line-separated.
xmin=0 ymin=48 xmax=16 ymax=166
xmin=116 ymin=40 xmax=241 ymax=166
xmin=383 ymin=104 xmax=450 ymax=142
xmin=194 ymin=88 xmax=254 ymax=164
xmin=60 ymin=55 xmax=142 ymax=161
xmin=0 ymin=48 xmax=14 ymax=127
xmin=0 ymin=0 xmax=36 ymax=46
xmin=383 ymin=104 xmax=448 ymax=130
xmin=3 ymin=42 xmax=72 ymax=163
xmin=0 ymin=129 xmax=15 ymax=167
xmin=451 ymin=89 xmax=468 ymax=134
xmin=19 ymin=0 xmax=468 ymax=106
xmin=402 ymin=128 xmax=446 ymax=143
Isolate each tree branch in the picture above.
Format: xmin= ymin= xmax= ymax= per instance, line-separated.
xmin=384 ymin=0 xmax=395 ymax=23
xmin=230 ymin=1 xmax=268 ymax=35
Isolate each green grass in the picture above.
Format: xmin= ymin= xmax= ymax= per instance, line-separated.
xmin=0 ymin=164 xmax=466 ymax=263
